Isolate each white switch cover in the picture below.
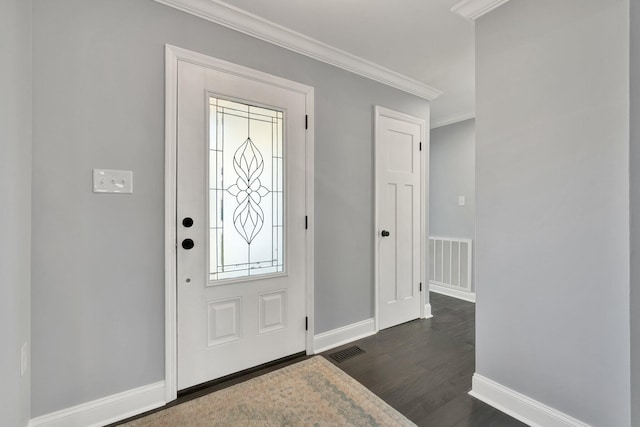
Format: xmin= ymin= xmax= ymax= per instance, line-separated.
xmin=93 ymin=169 xmax=133 ymax=194
xmin=458 ymin=195 xmax=465 ymax=206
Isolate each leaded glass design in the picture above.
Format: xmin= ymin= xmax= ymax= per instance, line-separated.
xmin=209 ymin=97 xmax=284 ymax=281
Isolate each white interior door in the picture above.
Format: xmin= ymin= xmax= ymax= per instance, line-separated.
xmin=176 ymin=59 xmax=309 ymax=390
xmin=375 ymin=107 xmax=425 ymax=330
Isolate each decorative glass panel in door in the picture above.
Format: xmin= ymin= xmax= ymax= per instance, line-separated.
xmin=209 ymin=97 xmax=284 ymax=282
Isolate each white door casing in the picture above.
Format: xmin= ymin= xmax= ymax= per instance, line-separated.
xmin=165 ymin=46 xmax=315 ymax=400
xmin=374 ymin=106 xmax=427 ymax=331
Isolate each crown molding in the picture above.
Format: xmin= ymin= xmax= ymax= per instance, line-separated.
xmin=451 ymin=0 xmax=512 ymax=22
xmin=431 ymin=112 xmax=475 ymax=129
xmin=154 ymin=0 xmax=442 ymax=101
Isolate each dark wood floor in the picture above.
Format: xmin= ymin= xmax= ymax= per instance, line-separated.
xmin=113 ymin=292 xmax=525 ymax=426
xmin=322 ymin=292 xmax=526 ymax=426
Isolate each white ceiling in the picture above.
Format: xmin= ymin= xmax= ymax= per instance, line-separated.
xmin=218 ymin=0 xmax=475 ymax=127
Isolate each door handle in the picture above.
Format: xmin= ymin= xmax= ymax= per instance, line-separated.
xmin=182 ymin=238 xmax=195 ymax=250
xmin=381 ymin=230 xmax=390 ymax=237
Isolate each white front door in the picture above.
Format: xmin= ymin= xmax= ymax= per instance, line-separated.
xmin=375 ymin=107 xmax=425 ymax=330
xmin=176 ymin=59 xmax=310 ymax=390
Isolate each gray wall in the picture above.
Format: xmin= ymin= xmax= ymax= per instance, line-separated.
xmin=0 ymin=0 xmax=32 ymax=425
xmin=476 ymin=1 xmax=630 ymax=425
xmin=429 ymin=119 xmax=475 ymax=239
xmin=631 ymin=0 xmax=640 ymax=423
xmin=31 ymin=0 xmax=430 ymax=416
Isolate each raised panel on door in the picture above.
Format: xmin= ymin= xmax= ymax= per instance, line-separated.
xmin=397 ymin=183 xmax=415 ymax=301
xmin=380 ymin=183 xmax=398 ymax=305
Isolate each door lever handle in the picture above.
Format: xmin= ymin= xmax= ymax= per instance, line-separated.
xmin=381 ymin=230 xmax=390 ymax=237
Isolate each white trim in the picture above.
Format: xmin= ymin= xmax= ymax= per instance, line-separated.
xmin=424 ymin=303 xmax=433 ymax=319
xmin=374 ymin=106 xmax=429 ymax=332
xmin=451 ymin=0 xmax=513 ymax=22
xmin=305 ymin=89 xmax=316 ymax=354
xmin=430 ymin=235 xmax=473 ymax=242
xmin=164 ymin=44 xmax=315 ymax=400
xmin=469 ymin=374 xmax=591 ymax=427
xmin=164 ymin=45 xmax=179 ymax=404
xmin=429 ymin=283 xmax=476 ymax=303
xmin=313 ymin=319 xmax=376 ymax=354
xmin=28 ymin=382 xmax=165 ymax=427
xmin=154 ymin=0 xmax=441 ymax=101
xmin=423 ymin=108 xmax=430 ymax=324
xmin=431 ymin=112 xmax=475 ymax=129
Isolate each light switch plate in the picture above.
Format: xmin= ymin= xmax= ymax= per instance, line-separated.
xmin=93 ymin=169 xmax=133 ymax=194
xmin=458 ymin=195 xmax=465 ymax=206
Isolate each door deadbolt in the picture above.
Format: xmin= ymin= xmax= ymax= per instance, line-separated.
xmin=182 ymin=217 xmax=194 ymax=228
xmin=182 ymin=238 xmax=195 ymax=250
xmin=381 ymin=230 xmax=390 ymax=237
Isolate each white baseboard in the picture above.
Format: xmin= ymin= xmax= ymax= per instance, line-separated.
xmin=429 ymin=283 xmax=476 ymax=303
xmin=469 ymin=374 xmax=590 ymax=427
xmin=424 ymin=303 xmax=433 ymax=319
xmin=313 ymin=318 xmax=376 ymax=353
xmin=29 ymin=381 xmax=166 ymax=427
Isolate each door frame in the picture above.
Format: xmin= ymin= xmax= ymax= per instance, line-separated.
xmin=373 ymin=105 xmax=428 ymax=332
xmin=164 ymin=45 xmax=315 ymax=402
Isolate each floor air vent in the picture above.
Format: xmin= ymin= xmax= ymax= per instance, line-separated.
xmin=329 ymin=346 xmax=365 ymax=363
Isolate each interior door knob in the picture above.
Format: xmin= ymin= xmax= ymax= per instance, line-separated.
xmin=182 ymin=238 xmax=195 ymax=250
xmin=381 ymin=230 xmax=390 ymax=237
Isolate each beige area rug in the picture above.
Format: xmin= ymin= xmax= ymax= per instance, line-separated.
xmin=122 ymin=356 xmax=415 ymax=426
